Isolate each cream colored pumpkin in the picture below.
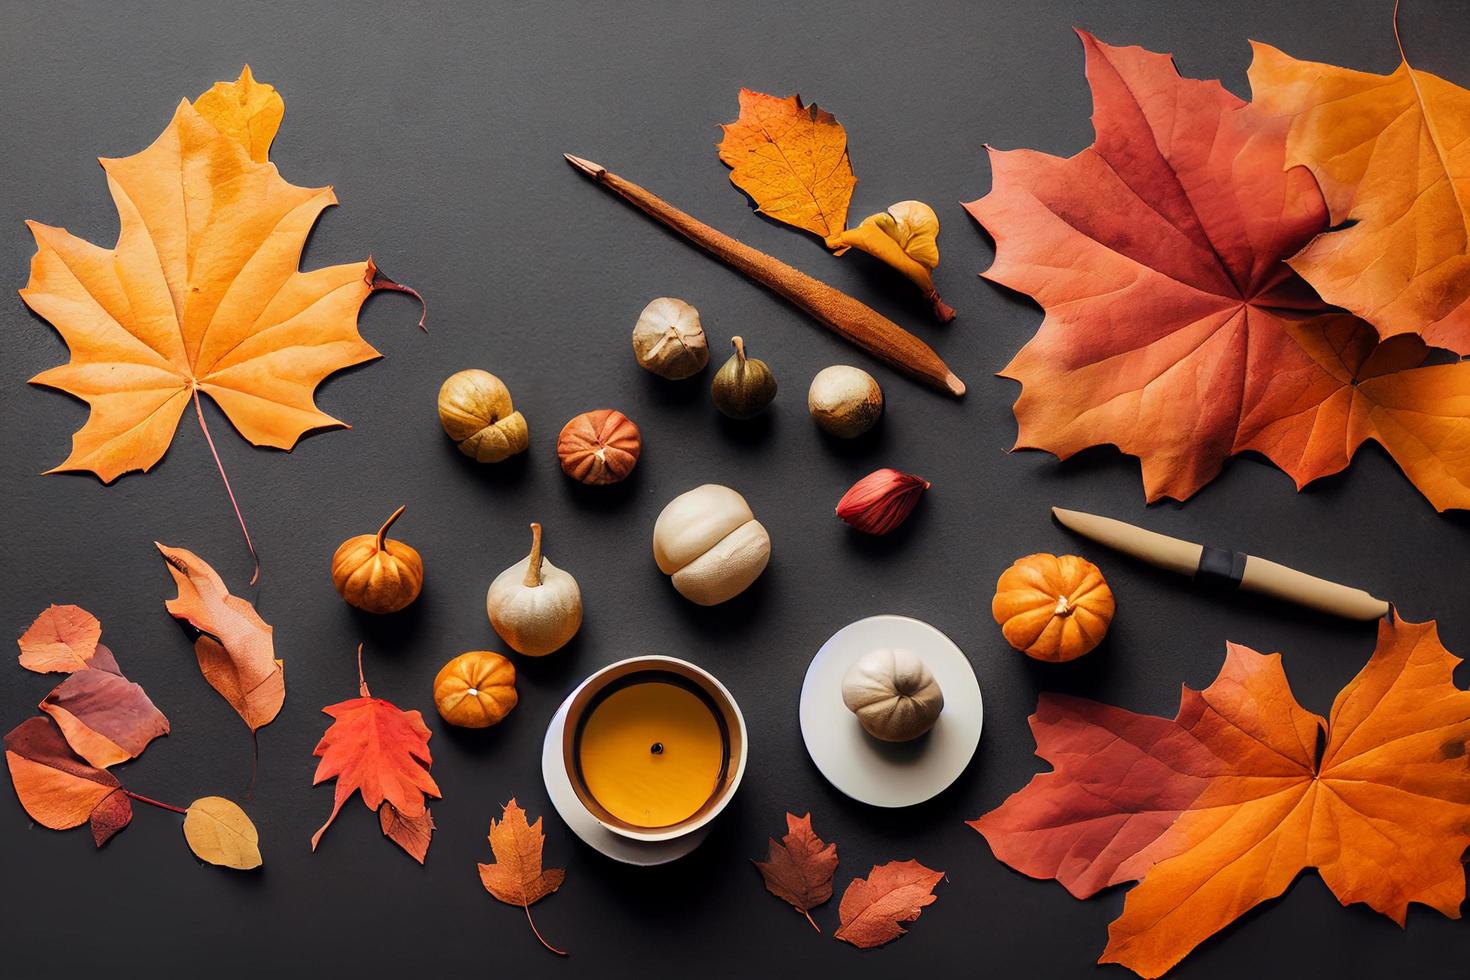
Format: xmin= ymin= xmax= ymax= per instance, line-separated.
xmin=841 ymin=648 xmax=944 ymax=742
xmin=487 ymin=523 xmax=582 ymax=656
xmin=652 ymin=484 xmax=771 ymax=605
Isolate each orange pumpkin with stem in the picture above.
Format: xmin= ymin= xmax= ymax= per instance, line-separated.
xmin=992 ymin=554 xmax=1114 ymax=662
xmin=433 ymin=652 xmax=518 ymax=728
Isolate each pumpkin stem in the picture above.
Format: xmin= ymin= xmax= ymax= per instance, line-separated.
xmin=1054 ymin=595 xmax=1073 ymax=617
xmin=375 ymin=505 xmax=407 ymax=552
xmin=523 ymin=522 xmax=544 ymax=588
xmin=732 ymin=335 xmax=747 ymax=366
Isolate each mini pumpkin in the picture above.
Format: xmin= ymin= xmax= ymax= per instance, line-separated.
xmin=433 ymin=651 xmax=518 ymax=728
xmin=331 ymin=505 xmax=424 ymax=614
xmin=487 ymin=523 xmax=583 ymax=656
xmin=992 ymin=553 xmax=1114 ymax=662
xmin=841 ymin=647 xmax=944 ymax=742
xmin=557 ymin=409 xmax=641 ymax=485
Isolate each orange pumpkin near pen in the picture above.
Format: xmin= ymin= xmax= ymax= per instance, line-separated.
xmin=992 ymin=553 xmax=1115 ymax=662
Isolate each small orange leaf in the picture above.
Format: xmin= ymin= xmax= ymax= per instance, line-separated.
xmin=973 ymin=613 xmax=1470 ymax=977
xmin=753 ymin=811 xmax=839 ymax=931
xmin=310 ymin=646 xmax=440 ymax=856
xmin=157 ymin=543 xmax=282 ymax=732
xmin=833 ymin=859 xmax=944 ymax=948
xmin=4 ymin=716 xmax=129 ymax=842
xmin=380 ymin=802 xmax=435 ymax=864
xmin=17 ymin=604 xmax=100 ymax=673
xmin=478 ymin=798 xmax=567 ymax=955
xmin=718 ymin=88 xmax=855 ymax=241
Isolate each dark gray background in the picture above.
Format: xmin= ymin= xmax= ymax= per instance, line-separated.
xmin=2 ymin=1 xmax=1467 ymax=977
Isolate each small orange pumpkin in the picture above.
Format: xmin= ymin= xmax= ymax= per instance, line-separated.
xmin=331 ymin=505 xmax=424 ymax=614
xmin=433 ymin=651 xmax=518 ymax=728
xmin=992 ymin=553 xmax=1114 ymax=662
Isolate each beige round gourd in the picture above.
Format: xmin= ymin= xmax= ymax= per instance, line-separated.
xmin=486 ymin=523 xmax=583 ymax=656
xmin=841 ymin=648 xmax=944 ymax=742
xmin=652 ymin=485 xmax=771 ymax=606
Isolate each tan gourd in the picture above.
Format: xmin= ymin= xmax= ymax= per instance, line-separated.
xmin=330 ymin=506 xmax=424 ymax=614
xmin=437 ymin=369 xmax=529 ymax=463
xmin=841 ymin=648 xmax=944 ymax=742
xmin=652 ymin=484 xmax=771 ymax=605
xmin=487 ymin=523 xmax=582 ymax=656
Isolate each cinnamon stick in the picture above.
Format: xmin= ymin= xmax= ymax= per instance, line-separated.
xmin=565 ymin=154 xmax=964 ymax=398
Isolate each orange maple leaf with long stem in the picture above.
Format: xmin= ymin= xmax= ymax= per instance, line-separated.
xmin=20 ymin=67 xmax=422 ymax=582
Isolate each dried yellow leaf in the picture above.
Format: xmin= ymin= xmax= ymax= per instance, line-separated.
xmin=183 ymin=796 xmax=262 ymax=870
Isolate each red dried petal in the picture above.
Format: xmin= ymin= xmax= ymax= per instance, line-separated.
xmin=835 ymin=468 xmax=930 ymax=535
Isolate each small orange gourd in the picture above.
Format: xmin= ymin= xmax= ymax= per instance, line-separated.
xmin=992 ymin=553 xmax=1114 ymax=662
xmin=433 ymin=651 xmax=518 ymax=728
xmin=331 ymin=505 xmax=424 ymax=614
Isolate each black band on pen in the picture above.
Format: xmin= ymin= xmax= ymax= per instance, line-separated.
xmin=1195 ymin=546 xmax=1245 ymax=590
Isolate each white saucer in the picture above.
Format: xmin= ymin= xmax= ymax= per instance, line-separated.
xmin=541 ymin=696 xmax=712 ymax=865
xmin=799 ymin=615 xmax=983 ymax=807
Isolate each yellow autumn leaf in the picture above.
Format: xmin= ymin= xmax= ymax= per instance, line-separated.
xmin=183 ymin=796 xmax=262 ymax=870
xmin=829 ymin=201 xmax=953 ymax=322
xmin=717 ymin=88 xmax=855 ymax=241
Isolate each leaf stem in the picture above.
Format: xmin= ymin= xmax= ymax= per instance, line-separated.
xmin=523 ymin=900 xmax=567 ymax=956
xmin=356 ymin=642 xmax=370 ymax=698
xmin=192 ymin=386 xmax=260 ymax=586
xmin=124 ymin=790 xmax=187 ymax=815
xmin=802 ymin=908 xmax=821 ymax=933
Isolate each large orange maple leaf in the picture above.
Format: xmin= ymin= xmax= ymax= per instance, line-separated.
xmin=967 ymin=32 xmax=1470 ymax=510
xmin=971 ymin=613 xmax=1470 ymax=978
xmin=20 ymin=68 xmax=414 ymax=484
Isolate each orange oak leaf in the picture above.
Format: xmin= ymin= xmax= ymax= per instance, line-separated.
xmin=1249 ymin=26 xmax=1470 ymax=349
xmin=753 ymin=811 xmax=839 ymax=931
xmin=719 ymin=88 xmax=854 ymax=240
xmin=311 ymin=645 xmax=440 ymax=856
xmin=971 ymin=613 xmax=1470 ymax=978
xmin=967 ymin=32 xmax=1470 ymax=511
xmin=380 ymin=802 xmax=435 ymax=865
xmin=18 ymin=604 xmax=101 ymax=673
xmin=40 ymin=655 xmax=169 ymax=769
xmin=19 ymin=68 xmax=420 ymax=487
xmin=478 ymin=798 xmax=566 ymax=956
xmin=157 ymin=543 xmax=282 ymax=732
xmin=833 ymin=859 xmax=943 ymax=948
xmin=5 ymin=715 xmax=132 ymax=847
